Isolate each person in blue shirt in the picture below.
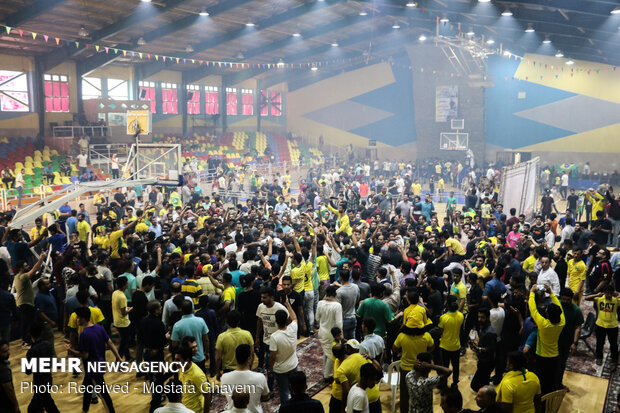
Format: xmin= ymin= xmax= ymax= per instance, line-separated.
xmin=34 ymin=278 xmax=58 ymax=357
xmin=57 ymin=202 xmax=71 ymax=233
xmin=66 ymin=210 xmax=78 ymax=238
xmin=482 ymin=266 xmax=507 ymax=300
xmin=414 ymin=193 xmax=435 ymax=223
xmin=171 ymin=300 xmax=209 ymax=372
xmin=44 ymin=162 xmax=55 ymax=184
xmin=47 ymin=224 xmax=67 ymax=254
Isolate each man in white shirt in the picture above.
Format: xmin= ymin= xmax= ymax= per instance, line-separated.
xmin=536 ymin=256 xmax=561 ymax=296
xmin=220 ymin=344 xmax=269 ymax=413
xmin=358 ymin=318 xmax=385 ymax=360
xmin=274 ymin=197 xmax=288 ymax=216
xmin=77 ymin=151 xmax=88 ymax=176
xmin=153 ymin=378 xmax=194 ymax=413
xmin=346 ymin=364 xmax=379 ymax=413
xmin=269 ymin=296 xmax=298 ymax=402
xmin=560 ymin=217 xmax=575 ymax=243
xmin=15 ymin=168 xmax=24 ymax=206
xmin=256 ymin=287 xmax=287 ymax=376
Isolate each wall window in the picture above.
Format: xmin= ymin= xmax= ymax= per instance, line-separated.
xmin=186 ymin=85 xmax=201 ymax=115
xmin=161 ymin=83 xmax=178 ymax=114
xmin=44 ymin=74 xmax=69 ymax=112
xmin=138 ymin=80 xmax=156 ymax=113
xmin=271 ymin=92 xmax=282 ymax=116
xmin=241 ymin=88 xmax=253 ymax=115
xmin=226 ymin=87 xmax=237 ymax=115
xmin=0 ymin=70 xmax=29 ymax=112
xmin=81 ymin=77 xmax=101 ymax=100
xmin=108 ymin=78 xmax=128 ymax=100
xmin=205 ymin=86 xmax=219 ymax=115
xmin=259 ymin=90 xmax=269 ymax=116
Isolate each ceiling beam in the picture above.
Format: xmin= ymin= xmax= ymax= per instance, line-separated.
xmin=184 ymin=0 xmax=343 ymax=58
xmin=2 ymin=0 xmax=66 ymax=27
xmin=36 ymin=0 xmax=192 ymax=73
xmin=82 ymin=0 xmax=257 ymax=79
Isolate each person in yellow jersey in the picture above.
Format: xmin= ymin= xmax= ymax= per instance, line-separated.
xmin=411 ymin=179 xmax=422 ymax=197
xmin=527 ymin=283 xmax=565 ymax=395
xmin=496 ymin=351 xmax=542 ymax=413
xmin=76 ymin=213 xmax=91 ymax=243
xmin=567 ymin=247 xmax=587 ymax=305
xmin=175 ymin=344 xmax=210 ymax=413
xmin=393 ymin=326 xmax=434 ymax=413
xmin=440 ymin=232 xmax=466 ymax=261
xmin=438 ymin=295 xmax=464 ymax=387
xmin=289 ymin=252 xmax=307 ymax=295
xmin=585 ymin=285 xmax=620 ymax=366
xmin=30 ymin=217 xmax=45 ymax=243
xmin=402 ymin=289 xmax=432 ymax=329
xmin=327 ymin=201 xmax=352 ymax=236
xmin=448 ymin=268 xmax=467 ymax=314
xmin=335 ymin=339 xmax=383 ymax=413
xmin=437 ymin=176 xmax=445 ymax=202
xmin=169 ymin=189 xmax=182 ymax=208
xmin=109 ymin=219 xmax=137 ymax=259
xmin=67 ymin=290 xmax=105 ymax=348
xmin=111 ymin=275 xmax=133 ymax=361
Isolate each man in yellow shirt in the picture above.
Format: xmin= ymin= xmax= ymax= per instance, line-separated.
xmin=327 ymin=201 xmax=352 ymax=236
xmin=289 ymin=253 xmax=307 ymax=294
xmin=567 ymin=248 xmax=587 ymax=304
xmin=393 ymin=328 xmax=434 ymax=413
xmin=109 ymin=220 xmax=137 ymax=259
xmin=438 ymin=296 xmax=464 ymax=387
xmin=30 ymin=217 xmax=45 ymax=242
xmin=215 ymin=311 xmax=254 ymax=379
xmin=67 ymin=290 xmax=105 ymax=348
xmin=441 ymin=232 xmax=466 ymax=261
xmin=112 ymin=276 xmax=132 ymax=361
xmin=335 ymin=340 xmax=383 ymax=413
xmin=176 ymin=345 xmax=210 ymax=413
xmin=585 ymin=285 xmax=620 ymax=366
xmin=76 ymin=213 xmax=91 ymax=243
xmin=411 ymin=179 xmax=422 ymax=196
xmin=403 ymin=290 xmax=432 ymax=329
xmin=496 ymin=351 xmax=541 ymax=413
xmin=528 ymin=284 xmax=565 ymax=395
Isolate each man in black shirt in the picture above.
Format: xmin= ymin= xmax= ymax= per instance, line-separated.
xmin=139 ymin=301 xmax=170 ymax=413
xmin=277 ymin=276 xmax=306 ymax=336
xmin=530 ymin=216 xmax=545 ymax=243
xmin=567 ymin=189 xmax=579 ymax=217
xmin=591 ymin=211 xmax=612 ymax=247
xmin=237 ymin=273 xmax=262 ymax=338
xmin=132 ymin=276 xmax=154 ymax=365
xmin=470 ymin=308 xmax=497 ymax=392
xmin=279 ymin=371 xmax=325 ymax=413
xmin=0 ymin=339 xmax=17 ymax=412
xmin=25 ymin=321 xmax=60 ymax=413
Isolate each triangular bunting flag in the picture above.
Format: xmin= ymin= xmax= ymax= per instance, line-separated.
xmin=43 ymin=35 xmax=48 ymax=42
xmin=183 ymin=58 xmax=186 ymax=63
xmin=55 ymin=38 xmax=60 ymax=45
xmin=131 ymin=51 xmax=134 ymax=57
xmin=86 ymin=43 xmax=89 ymax=49
xmin=5 ymin=27 xmax=10 ymax=35
xmin=75 ymin=41 xmax=80 ymax=48
xmin=147 ymin=54 xmax=151 ymax=59
xmin=123 ymin=50 xmax=126 ymax=56
xmin=163 ymin=56 xmax=166 ymax=61
xmin=113 ymin=48 xmax=118 ymax=54
xmin=32 ymin=32 xmax=37 ymax=39
xmin=95 ymin=45 xmax=99 ymax=52
xmin=155 ymin=55 xmax=159 ymax=60
xmin=176 ymin=57 xmax=179 ymax=63
xmin=191 ymin=59 xmax=195 ymax=64
xmin=19 ymin=30 xmax=23 ymax=37
xmin=139 ymin=52 xmax=143 ymax=59
xmin=105 ymin=47 xmax=109 ymax=53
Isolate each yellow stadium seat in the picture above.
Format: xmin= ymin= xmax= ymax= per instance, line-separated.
xmin=62 ymin=177 xmax=71 ymax=184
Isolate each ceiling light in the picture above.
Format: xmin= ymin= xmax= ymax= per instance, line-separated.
xmin=137 ymin=37 xmax=146 ymax=46
xmin=555 ymin=50 xmax=564 ymax=57
xmin=392 ymin=22 xmax=401 ymax=29
xmin=611 ymin=7 xmax=620 ymax=14
xmin=466 ymin=29 xmax=475 ymax=36
xmin=406 ymin=1 xmax=416 ymax=7
xmin=478 ymin=0 xmax=491 ymax=3
xmin=565 ymin=59 xmax=574 ymax=65
xmin=199 ymin=8 xmax=209 ymax=16
xmin=245 ymin=21 xmax=255 ymax=27
xmin=292 ymin=31 xmax=301 ymax=37
xmin=359 ymin=10 xmax=368 ymax=16
xmin=140 ymin=0 xmax=151 ymax=2
xmin=501 ymin=9 xmax=513 ymax=16
xmin=185 ymin=44 xmax=194 ymax=53
xmin=311 ymin=67 xmax=318 ymax=71
xmin=486 ymin=38 xmax=495 ymax=44
xmin=78 ymin=25 xmax=89 ymax=37
xmin=331 ymin=42 xmax=338 ymax=47
xmin=419 ymin=34 xmax=427 ymax=41
xmin=525 ymin=24 xmax=534 ymax=33
xmin=542 ymin=36 xmax=551 ymax=44
xmin=440 ymin=16 xmax=449 ymax=23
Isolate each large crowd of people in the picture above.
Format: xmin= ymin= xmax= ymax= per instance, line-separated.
xmin=0 ymin=158 xmax=619 ymax=413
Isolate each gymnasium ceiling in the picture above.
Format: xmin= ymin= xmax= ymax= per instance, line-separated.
xmin=0 ymin=0 xmax=619 ymax=79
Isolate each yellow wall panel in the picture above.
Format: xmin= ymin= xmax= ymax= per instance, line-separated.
xmin=289 ymin=117 xmax=390 ymax=149
xmin=517 ymin=122 xmax=620 ymax=153
xmin=287 ymin=62 xmax=395 ymax=117
xmin=88 ymin=65 xmax=133 ymax=80
xmin=193 ymin=75 xmax=222 ymax=86
xmin=515 ymin=54 xmax=620 ymax=103
xmin=146 ymin=70 xmax=181 ymax=83
xmin=0 ymin=54 xmax=34 ymax=72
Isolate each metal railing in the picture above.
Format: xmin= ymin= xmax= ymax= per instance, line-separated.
xmin=53 ymin=125 xmax=108 ymax=138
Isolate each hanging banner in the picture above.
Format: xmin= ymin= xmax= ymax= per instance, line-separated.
xmin=435 ymin=86 xmax=458 ymax=122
